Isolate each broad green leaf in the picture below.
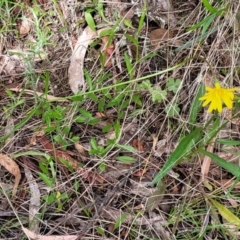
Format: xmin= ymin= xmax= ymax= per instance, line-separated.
xmin=124 ymin=19 xmax=134 ymax=28
xmin=79 ymin=108 xmax=92 ymax=119
xmin=124 ymin=33 xmax=138 ymax=46
xmin=59 ymin=157 xmax=74 ymax=172
xmin=84 ymin=10 xmax=96 ymax=31
xmin=199 ymin=149 xmax=240 ymax=177
xmin=90 ymin=138 xmax=98 ymax=150
xmin=99 ymin=29 xmax=114 ymax=37
xmin=116 ymin=156 xmax=136 ymax=164
xmin=136 ymin=80 xmax=152 ymax=91
xmin=114 ymin=121 xmax=121 ymax=139
xmin=116 ymin=144 xmax=136 ymax=153
xmin=152 ymin=127 xmax=203 ymax=184
xmin=210 ymin=199 xmax=240 ymax=227
xmin=216 ymin=139 xmax=240 ymax=146
xmin=201 ymin=14 xmax=215 ymax=35
xmin=132 ymin=94 xmax=142 ymax=107
xmin=166 ymin=78 xmax=181 ymax=93
xmin=189 ymin=84 xmax=205 ymax=127
xmin=151 ymin=87 xmax=167 ymax=103
xmin=43 ymin=192 xmax=56 ymax=204
xmin=39 ymin=161 xmax=49 ymax=175
xmin=102 ymin=123 xmax=112 ymax=133
xmin=98 ymin=98 xmax=105 ymax=112
xmin=38 ymin=172 xmax=53 ymax=188
xmin=124 ymin=52 xmax=134 ymax=79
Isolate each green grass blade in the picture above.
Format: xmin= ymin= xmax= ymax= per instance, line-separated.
xmin=202 ymin=0 xmax=218 ymax=14
xmin=189 ymin=84 xmax=205 ymax=127
xmin=124 ymin=52 xmax=134 ymax=79
xmin=187 ymin=13 xmax=216 ymax=31
xmin=12 ymin=151 xmax=51 ymax=160
xmin=210 ymin=199 xmax=240 ymax=227
xmin=114 ymin=213 xmax=127 ymax=231
xmin=176 ymin=24 xmax=222 ymax=52
xmin=152 ymin=127 xmax=203 ymax=184
xmin=216 ymin=139 xmax=240 ymax=146
xmin=199 ymin=149 xmax=240 ymax=177
xmin=201 ymin=14 xmax=215 ymax=35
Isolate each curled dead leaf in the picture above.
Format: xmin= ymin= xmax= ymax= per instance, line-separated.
xmin=0 ymin=154 xmax=21 ymax=196
xmin=17 ymin=17 xmax=31 ymax=35
xmin=74 ymin=142 xmax=87 ymax=156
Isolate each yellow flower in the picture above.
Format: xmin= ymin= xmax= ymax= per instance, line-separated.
xmin=199 ymin=83 xmax=239 ymax=113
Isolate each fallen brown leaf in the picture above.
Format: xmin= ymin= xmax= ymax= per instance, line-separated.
xmin=9 ymin=88 xmax=70 ymax=102
xmin=149 ymin=28 xmax=173 ymax=49
xmin=95 ymin=112 xmax=107 ymax=118
xmin=132 ymin=139 xmax=146 ymax=151
xmin=68 ymin=26 xmax=97 ymax=93
xmin=133 ymin=168 xmax=147 ymax=177
xmin=22 ymin=227 xmax=78 ymax=240
xmin=74 ymin=142 xmax=87 ymax=156
xmin=17 ymin=17 xmax=31 ymax=35
xmin=78 ymin=168 xmax=104 ymax=184
xmin=0 ymin=154 xmax=21 ymax=197
xmin=101 ymin=36 xmax=114 ymax=68
xmin=68 ymin=27 xmax=111 ymax=93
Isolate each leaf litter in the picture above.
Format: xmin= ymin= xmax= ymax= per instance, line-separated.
xmin=0 ymin=154 xmax=21 ymax=197
xmin=1 ymin=0 xmax=240 ymax=239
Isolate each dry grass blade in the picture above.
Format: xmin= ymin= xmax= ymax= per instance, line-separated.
xmin=0 ymin=154 xmax=21 ymax=197
xmin=24 ymin=166 xmax=40 ymax=233
xmin=9 ymin=88 xmax=70 ymax=102
xmin=201 ymin=137 xmax=216 ymax=189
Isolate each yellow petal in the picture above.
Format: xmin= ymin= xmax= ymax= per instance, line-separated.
xmin=206 ymin=86 xmax=214 ymax=91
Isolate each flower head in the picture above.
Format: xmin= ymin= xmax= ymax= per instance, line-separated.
xmin=199 ymin=83 xmax=239 ymax=113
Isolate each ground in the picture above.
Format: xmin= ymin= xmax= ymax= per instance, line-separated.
xmin=1 ymin=0 xmax=240 ymax=239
